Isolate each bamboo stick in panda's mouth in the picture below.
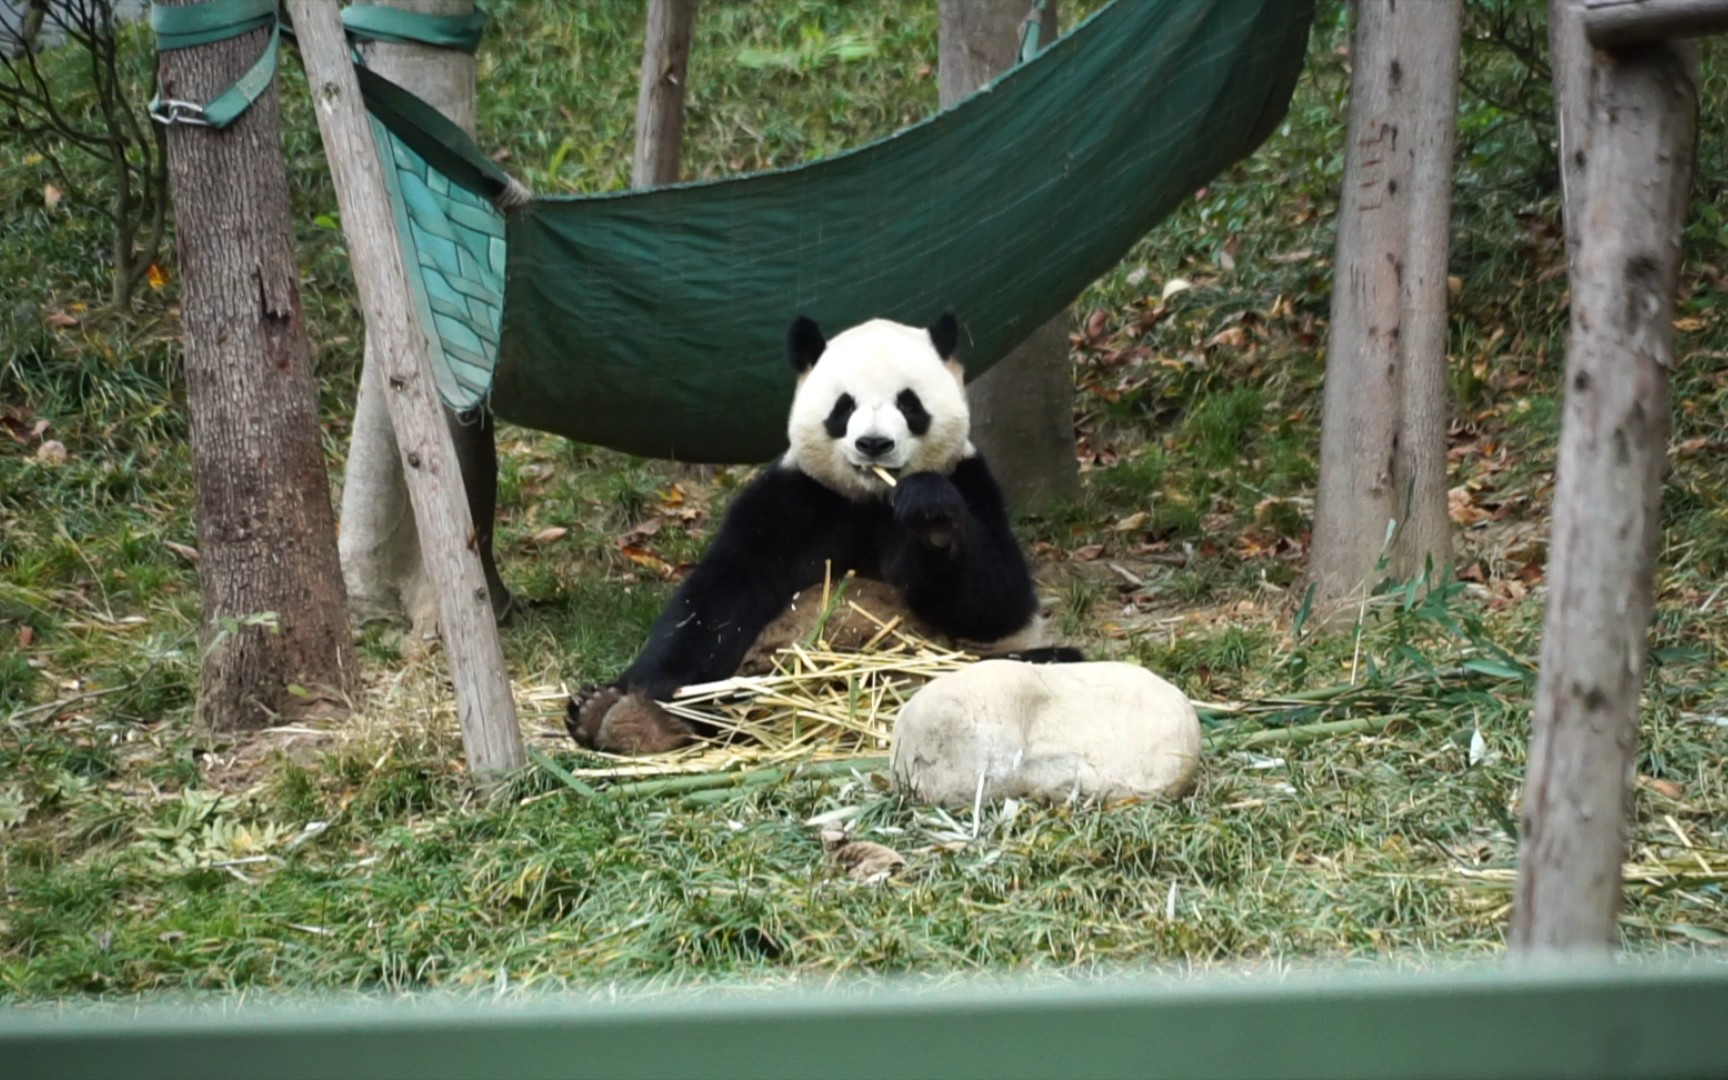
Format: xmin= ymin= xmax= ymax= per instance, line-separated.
xmin=871 ymin=466 xmax=898 ymax=487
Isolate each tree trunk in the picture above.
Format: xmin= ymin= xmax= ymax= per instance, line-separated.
xmin=157 ymin=2 xmax=355 ymax=733
xmin=632 ymin=0 xmax=694 ymax=189
xmin=336 ymin=0 xmax=511 ymax=635
xmin=938 ymin=0 xmax=1078 ymax=513
xmin=1308 ymin=0 xmax=1461 ymax=606
xmin=288 ymin=0 xmax=523 ymax=777
xmin=1510 ymin=33 xmax=1698 ymax=957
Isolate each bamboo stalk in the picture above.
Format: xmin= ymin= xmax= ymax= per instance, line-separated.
xmin=1207 ymin=713 xmax=1406 ymax=750
xmin=610 ymin=756 xmax=889 ymax=798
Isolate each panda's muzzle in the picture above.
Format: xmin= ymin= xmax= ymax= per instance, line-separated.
xmin=854 ymin=434 xmax=896 ymax=459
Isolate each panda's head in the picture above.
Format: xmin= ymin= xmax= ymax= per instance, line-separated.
xmin=783 ymin=311 xmax=970 ymax=499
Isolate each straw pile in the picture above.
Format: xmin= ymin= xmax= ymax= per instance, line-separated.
xmin=560 ymin=581 xmax=978 ymax=780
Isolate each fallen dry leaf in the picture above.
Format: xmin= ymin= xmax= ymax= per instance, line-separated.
xmin=147 ymin=263 xmax=169 ymax=290
xmin=45 ymin=311 xmax=79 ymax=329
xmin=43 ymin=184 xmax=62 ymax=211
xmin=1641 ymin=776 xmax=1686 ymax=799
xmin=1112 ymin=511 xmax=1148 ymax=533
xmin=164 ymin=541 xmax=200 ymax=563
xmin=18 ymin=626 xmax=34 ymax=648
xmin=618 ymin=544 xmax=674 ymax=577
xmin=1160 ymin=278 xmax=1194 ymax=302
xmin=36 ymin=440 xmax=67 ymax=465
xmin=1206 ymin=326 xmax=1249 ymax=350
xmin=823 ymin=832 xmax=906 ymax=882
xmin=1673 ymin=316 xmax=1705 ymax=333
xmin=530 ymin=526 xmax=569 ymax=545
xmin=2 ymin=415 xmax=49 ymax=445
xmin=1448 ymin=486 xmax=1491 ymax=526
xmin=1072 ymin=544 xmax=1106 ymax=562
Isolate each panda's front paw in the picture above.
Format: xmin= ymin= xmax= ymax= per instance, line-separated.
xmin=892 ymin=471 xmax=966 ymax=554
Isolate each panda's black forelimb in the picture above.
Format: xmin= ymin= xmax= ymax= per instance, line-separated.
xmin=612 ymin=453 xmax=1048 ymax=710
xmin=884 ymin=456 xmax=1041 ymax=644
xmin=615 ymin=467 xmax=857 ymax=701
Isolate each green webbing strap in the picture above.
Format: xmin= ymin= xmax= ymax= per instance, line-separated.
xmin=352 ymin=65 xmax=510 ymax=199
xmin=341 ymin=4 xmax=487 ymax=53
xmin=148 ymin=0 xmax=279 ymax=130
xmin=337 ymin=4 xmax=506 ymax=199
xmin=1017 ymin=0 xmax=1051 ymax=64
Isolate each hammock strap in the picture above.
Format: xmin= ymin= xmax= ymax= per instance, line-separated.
xmin=1017 ymin=0 xmax=1052 ymax=64
xmin=340 ymin=4 xmax=488 ymax=53
xmin=148 ymin=0 xmax=279 ymax=129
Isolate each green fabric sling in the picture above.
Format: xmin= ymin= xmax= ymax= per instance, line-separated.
xmin=490 ymin=0 xmax=1312 ymax=462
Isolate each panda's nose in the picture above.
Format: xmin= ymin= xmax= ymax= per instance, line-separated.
xmin=855 ymin=435 xmax=895 ymax=459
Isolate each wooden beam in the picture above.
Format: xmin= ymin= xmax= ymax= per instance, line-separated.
xmin=1584 ymin=0 xmax=1728 ymax=47
xmin=5 ymin=963 xmax=1728 ymax=1079
xmin=284 ymin=0 xmax=524 ymax=777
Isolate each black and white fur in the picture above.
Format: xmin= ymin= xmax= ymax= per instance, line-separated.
xmin=570 ymin=311 xmax=1076 ymax=743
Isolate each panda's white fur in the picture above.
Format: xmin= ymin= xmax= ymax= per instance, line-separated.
xmin=784 ymin=318 xmax=974 ymax=501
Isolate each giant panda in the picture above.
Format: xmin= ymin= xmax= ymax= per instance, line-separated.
xmin=567 ymin=310 xmax=1079 ymax=754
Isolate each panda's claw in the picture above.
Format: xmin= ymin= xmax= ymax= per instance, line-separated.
xmin=565 ymin=684 xmax=623 ymax=749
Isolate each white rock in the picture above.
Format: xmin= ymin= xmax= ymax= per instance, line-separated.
xmin=890 ymin=660 xmax=1201 ymax=806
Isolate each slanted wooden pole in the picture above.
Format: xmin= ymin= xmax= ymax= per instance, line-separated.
xmin=1511 ymin=29 xmax=1698 ymax=954
xmin=285 ymin=0 xmax=523 ymax=778
xmin=1584 ymin=0 xmax=1728 ymax=46
xmin=632 ymin=0 xmax=695 ymax=189
xmin=1550 ymin=0 xmax=1594 ymax=284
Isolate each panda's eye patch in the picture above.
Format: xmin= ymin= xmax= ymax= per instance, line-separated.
xmin=897 ymin=390 xmax=931 ymax=436
xmin=823 ymin=394 xmax=856 ymax=438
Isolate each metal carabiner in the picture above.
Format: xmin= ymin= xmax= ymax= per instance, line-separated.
xmin=148 ymin=99 xmax=211 ymax=127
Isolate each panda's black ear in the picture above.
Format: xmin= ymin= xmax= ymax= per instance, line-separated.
xmin=928 ymin=308 xmax=959 ymax=359
xmin=787 ymin=316 xmax=826 ymax=374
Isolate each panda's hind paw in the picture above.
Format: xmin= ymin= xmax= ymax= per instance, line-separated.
xmin=565 ymin=685 xmax=697 ymax=755
xmin=566 ymin=684 xmax=623 ymax=749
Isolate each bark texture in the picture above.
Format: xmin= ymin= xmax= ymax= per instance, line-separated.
xmin=938 ymin=0 xmax=1078 ymax=513
xmin=1309 ymin=0 xmax=1461 ymax=604
xmin=1511 ymin=35 xmax=1697 ymax=956
xmin=158 ymin=3 xmax=355 ymax=732
xmin=632 ymin=0 xmax=694 ymax=189
xmin=287 ymin=0 xmax=523 ymax=776
xmin=1551 ymin=0 xmax=1593 ymax=280
xmin=337 ymin=0 xmax=509 ymax=635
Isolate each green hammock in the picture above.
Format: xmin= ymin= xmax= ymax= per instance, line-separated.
xmin=156 ymin=0 xmax=1314 ymax=463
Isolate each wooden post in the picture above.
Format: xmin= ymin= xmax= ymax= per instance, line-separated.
xmin=1510 ymin=32 xmax=1698 ymax=954
xmin=1584 ymin=0 xmax=1728 ymax=46
xmin=632 ymin=0 xmax=695 ymax=189
xmin=285 ymin=0 xmax=523 ymax=777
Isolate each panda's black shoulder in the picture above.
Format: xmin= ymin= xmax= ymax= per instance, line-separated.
xmin=713 ymin=462 xmax=860 ymax=538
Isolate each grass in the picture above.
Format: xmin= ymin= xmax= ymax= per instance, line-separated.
xmin=3 ymin=0 xmax=1728 ymax=1003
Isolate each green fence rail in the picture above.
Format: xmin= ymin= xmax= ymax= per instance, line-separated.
xmin=3 ymin=961 xmax=1727 ymax=1079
